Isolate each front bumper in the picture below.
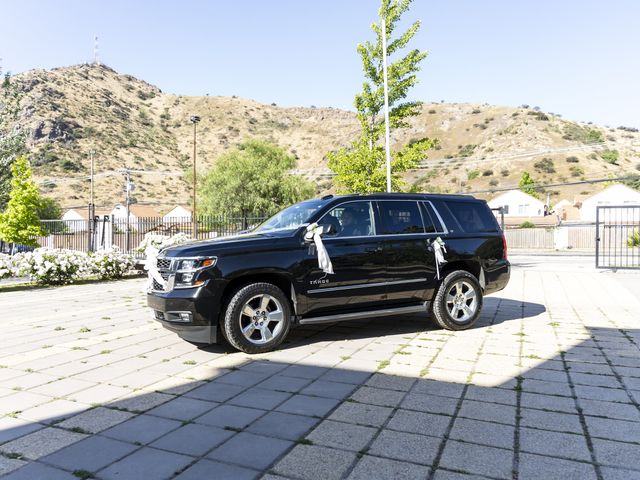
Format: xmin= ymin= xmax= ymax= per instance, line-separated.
xmin=147 ymin=283 xmax=222 ymax=344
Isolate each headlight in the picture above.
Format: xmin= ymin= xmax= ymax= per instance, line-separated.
xmin=174 ymin=257 xmax=217 ymax=289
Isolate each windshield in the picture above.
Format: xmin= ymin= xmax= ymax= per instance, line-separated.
xmin=254 ymin=199 xmax=327 ymax=233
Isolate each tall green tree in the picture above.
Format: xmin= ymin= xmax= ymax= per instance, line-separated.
xmin=328 ymin=0 xmax=436 ymax=193
xmin=0 ymin=69 xmax=28 ymax=210
xmin=0 ymin=156 xmax=44 ymax=246
xmin=519 ymin=171 xmax=537 ymax=196
xmin=198 ymin=139 xmax=315 ymax=218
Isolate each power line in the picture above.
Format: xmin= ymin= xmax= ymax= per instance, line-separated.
xmin=465 ymin=175 xmax=638 ymax=195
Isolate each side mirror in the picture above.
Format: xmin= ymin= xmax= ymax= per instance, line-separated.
xmin=304 ymin=223 xmax=336 ymax=241
xmin=320 ymin=224 xmax=336 ymax=236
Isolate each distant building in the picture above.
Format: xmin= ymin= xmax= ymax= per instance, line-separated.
xmin=163 ymin=205 xmax=192 ymax=221
xmin=579 ymin=184 xmax=640 ymax=222
xmin=111 ymin=204 xmax=162 ymax=232
xmin=488 ymin=190 xmax=545 ymax=217
xmin=61 ymin=208 xmax=110 ymax=232
xmin=554 ymin=199 xmax=581 ymax=222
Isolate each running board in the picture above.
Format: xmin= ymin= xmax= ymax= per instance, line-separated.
xmin=299 ymin=302 xmax=429 ymax=325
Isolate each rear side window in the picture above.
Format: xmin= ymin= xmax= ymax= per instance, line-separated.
xmin=377 ymin=201 xmax=425 ymax=234
xmin=420 ymin=202 xmax=443 ymax=233
xmin=445 ymin=201 xmax=499 ymax=233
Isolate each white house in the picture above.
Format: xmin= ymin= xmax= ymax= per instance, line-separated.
xmin=163 ymin=205 xmax=192 ymax=222
xmin=580 ymin=184 xmax=640 ymax=222
xmin=61 ymin=208 xmax=110 ymax=232
xmin=111 ymin=204 xmax=162 ymax=232
xmin=488 ymin=190 xmax=545 ymax=217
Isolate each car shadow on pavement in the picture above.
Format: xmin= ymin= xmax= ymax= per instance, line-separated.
xmin=8 ymin=305 xmax=638 ymax=480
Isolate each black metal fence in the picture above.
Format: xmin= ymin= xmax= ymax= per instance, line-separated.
xmin=30 ymin=215 xmax=268 ymax=256
xmin=596 ymin=205 xmax=640 ymax=269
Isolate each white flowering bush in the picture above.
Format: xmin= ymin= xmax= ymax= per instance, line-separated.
xmin=136 ymin=232 xmax=192 ymax=256
xmin=0 ymin=254 xmax=13 ymax=280
xmin=13 ymin=249 xmax=92 ymax=285
xmin=89 ymin=247 xmax=135 ymax=280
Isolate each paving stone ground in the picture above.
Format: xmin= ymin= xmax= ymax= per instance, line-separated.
xmin=0 ymin=255 xmax=639 ymax=480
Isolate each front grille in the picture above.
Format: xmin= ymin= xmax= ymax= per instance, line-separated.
xmin=157 ymin=258 xmax=172 ymax=270
xmin=152 ymin=279 xmax=165 ymax=291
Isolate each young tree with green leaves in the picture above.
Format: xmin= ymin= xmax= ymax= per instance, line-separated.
xmin=0 ymin=69 xmax=28 ymax=210
xmin=328 ymin=0 xmax=436 ymax=193
xmin=0 ymin=156 xmax=44 ymax=247
xmin=198 ymin=139 xmax=315 ymax=218
xmin=519 ymin=171 xmax=537 ymax=196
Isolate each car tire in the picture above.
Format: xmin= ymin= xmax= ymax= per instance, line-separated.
xmin=430 ymin=270 xmax=483 ymax=331
xmin=222 ymin=282 xmax=292 ymax=354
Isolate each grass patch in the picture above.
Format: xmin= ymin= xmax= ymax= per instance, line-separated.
xmin=54 ymin=326 xmax=65 ymax=331
xmin=79 ymin=327 xmax=91 ymax=333
xmin=223 ymin=426 xmax=243 ymax=432
xmin=377 ymin=360 xmax=390 ymax=370
xmin=183 ymin=360 xmax=196 ymax=365
xmin=99 ymin=350 xmax=112 ymax=355
xmin=73 ymin=470 xmax=95 ymax=479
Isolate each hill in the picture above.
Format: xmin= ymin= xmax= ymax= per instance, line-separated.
xmin=3 ymin=63 xmax=639 ymax=211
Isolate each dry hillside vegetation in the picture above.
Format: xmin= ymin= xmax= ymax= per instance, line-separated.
xmin=4 ymin=64 xmax=639 ymax=210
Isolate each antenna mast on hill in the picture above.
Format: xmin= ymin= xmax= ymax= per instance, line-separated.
xmin=93 ymin=36 xmax=100 ymax=65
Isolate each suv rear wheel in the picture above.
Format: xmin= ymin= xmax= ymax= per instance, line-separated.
xmin=430 ymin=270 xmax=483 ymax=330
xmin=222 ymin=282 xmax=292 ymax=354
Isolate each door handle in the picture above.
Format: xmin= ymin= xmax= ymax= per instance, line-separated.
xmin=365 ymin=246 xmax=382 ymax=253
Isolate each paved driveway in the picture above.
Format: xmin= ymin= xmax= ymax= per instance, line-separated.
xmin=0 ymin=257 xmax=639 ymax=479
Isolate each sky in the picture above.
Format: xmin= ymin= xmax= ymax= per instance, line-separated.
xmin=1 ymin=0 xmax=639 ymax=127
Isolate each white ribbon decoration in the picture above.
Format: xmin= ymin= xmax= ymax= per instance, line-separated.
xmin=305 ymin=223 xmax=334 ymax=275
xmin=143 ymin=245 xmax=169 ymax=292
xmin=432 ymin=236 xmax=448 ymax=280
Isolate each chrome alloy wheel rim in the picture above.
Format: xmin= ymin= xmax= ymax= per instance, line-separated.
xmin=239 ymin=294 xmax=284 ymax=345
xmin=445 ymin=280 xmax=478 ymax=323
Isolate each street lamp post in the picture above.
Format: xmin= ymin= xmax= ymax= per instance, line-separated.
xmin=190 ymin=115 xmax=201 ymax=238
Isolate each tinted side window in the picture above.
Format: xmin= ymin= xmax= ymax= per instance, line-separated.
xmin=377 ymin=201 xmax=425 ymax=235
xmin=446 ymin=201 xmax=499 ymax=233
xmin=420 ymin=202 xmax=443 ymax=233
xmin=321 ymin=201 xmax=374 ymax=237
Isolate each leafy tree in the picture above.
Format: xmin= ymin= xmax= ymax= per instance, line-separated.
xmin=0 ymin=69 xmax=28 ymax=210
xmin=36 ymin=197 xmax=62 ymax=220
xmin=198 ymin=139 xmax=315 ymax=218
xmin=328 ymin=0 xmax=436 ymax=193
xmin=0 ymin=157 xmax=44 ymax=246
xmin=519 ymin=171 xmax=537 ymax=196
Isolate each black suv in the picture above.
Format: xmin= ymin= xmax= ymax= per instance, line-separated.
xmin=147 ymin=193 xmax=509 ymax=353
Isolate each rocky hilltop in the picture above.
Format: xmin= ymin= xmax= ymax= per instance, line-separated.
xmin=3 ymin=63 xmax=639 ymax=210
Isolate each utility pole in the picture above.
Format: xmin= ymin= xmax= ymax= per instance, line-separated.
xmin=381 ymin=16 xmax=392 ymax=193
xmin=88 ymin=150 xmax=96 ymax=251
xmin=190 ymin=115 xmax=201 ymax=238
xmin=125 ymin=169 xmax=132 ymax=253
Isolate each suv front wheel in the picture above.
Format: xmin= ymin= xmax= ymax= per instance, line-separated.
xmin=430 ymin=270 xmax=483 ymax=330
xmin=222 ymin=282 xmax=292 ymax=354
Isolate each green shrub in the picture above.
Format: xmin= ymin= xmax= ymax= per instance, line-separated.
xmin=534 ymin=158 xmax=555 ymax=173
xmin=519 ymin=221 xmax=536 ymax=229
xmin=458 ymin=144 xmax=477 ymax=157
xmin=600 ymin=149 xmax=619 ymax=164
xmin=467 ymin=170 xmax=480 ymax=180
xmin=562 ymin=125 xmax=604 ymax=143
xmin=628 ymin=229 xmax=640 ymax=248
xmin=501 ymin=169 xmax=510 ymax=177
xmin=569 ymin=165 xmax=584 ymax=177
xmin=482 ymin=169 xmax=493 ymax=176
xmin=566 ymin=156 xmax=579 ymax=163
xmin=489 ymin=179 xmax=499 ymax=186
xmin=428 ymin=109 xmax=437 ymax=114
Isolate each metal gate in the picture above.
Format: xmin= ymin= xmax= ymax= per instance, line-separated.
xmin=596 ymin=205 xmax=640 ymax=269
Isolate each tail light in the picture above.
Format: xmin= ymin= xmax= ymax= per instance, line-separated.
xmin=502 ymin=233 xmax=508 ymax=260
